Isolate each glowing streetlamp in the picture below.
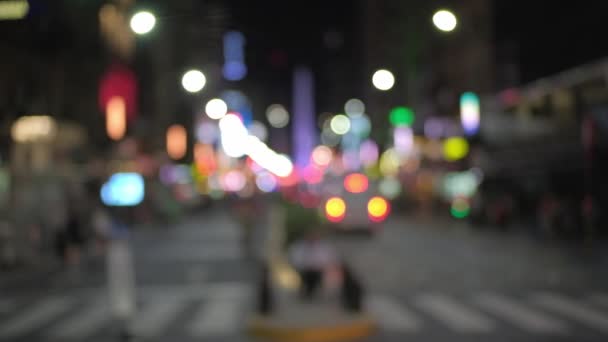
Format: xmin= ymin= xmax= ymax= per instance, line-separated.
xmin=181 ymin=70 xmax=206 ymax=93
xmin=372 ymin=69 xmax=395 ymax=91
xmin=433 ymin=9 xmax=458 ymax=32
xmin=130 ymin=11 xmax=156 ymax=35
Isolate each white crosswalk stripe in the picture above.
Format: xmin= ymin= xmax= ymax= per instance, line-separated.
xmin=188 ymin=297 xmax=244 ymax=336
xmin=0 ymin=297 xmax=72 ymax=338
xmin=132 ymin=294 xmax=189 ymax=338
xmin=474 ymin=293 xmax=568 ymax=334
xmin=48 ymin=298 xmax=111 ymax=339
xmin=415 ymin=294 xmax=494 ymax=333
xmin=367 ymin=294 xmax=421 ymax=332
xmin=533 ymin=293 xmax=608 ymax=333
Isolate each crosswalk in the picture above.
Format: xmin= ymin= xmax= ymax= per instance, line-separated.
xmin=2 ymin=289 xmax=608 ymax=339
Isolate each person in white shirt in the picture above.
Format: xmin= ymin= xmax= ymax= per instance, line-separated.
xmin=288 ymin=231 xmax=338 ymax=300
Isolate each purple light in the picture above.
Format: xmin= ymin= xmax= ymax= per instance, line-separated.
xmin=359 ymin=139 xmax=379 ymax=166
xmin=394 ymin=127 xmax=413 ymax=156
xmin=342 ymin=150 xmax=361 ymax=171
xmin=196 ymin=121 xmax=219 ymax=144
xmin=292 ymin=67 xmax=316 ymax=169
xmin=424 ymin=118 xmax=443 ymax=139
xmin=223 ymin=61 xmax=247 ymax=81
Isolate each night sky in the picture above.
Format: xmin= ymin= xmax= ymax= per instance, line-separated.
xmin=495 ymin=0 xmax=608 ymax=82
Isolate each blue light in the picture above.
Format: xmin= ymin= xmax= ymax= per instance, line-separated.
xmin=223 ymin=61 xmax=247 ymax=81
xmin=101 ymin=172 xmax=145 ymax=207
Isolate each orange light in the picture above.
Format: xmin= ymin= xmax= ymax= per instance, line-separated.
xmin=325 ymin=197 xmax=346 ymax=222
xmin=194 ymin=143 xmax=217 ymax=175
xmin=368 ymin=196 xmax=389 ymax=222
xmin=106 ymin=96 xmax=126 ymax=141
xmin=344 ymin=173 xmax=369 ymax=193
xmin=167 ymin=124 xmax=187 ymax=160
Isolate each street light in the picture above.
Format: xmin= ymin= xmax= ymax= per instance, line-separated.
xmin=181 ymin=69 xmax=206 ymax=93
xmin=433 ymin=9 xmax=457 ymax=32
xmin=372 ymin=69 xmax=395 ymax=91
xmin=130 ymin=11 xmax=156 ymax=35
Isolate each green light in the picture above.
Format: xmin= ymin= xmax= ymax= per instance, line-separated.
xmin=390 ymin=107 xmax=415 ymax=127
xmin=451 ymin=207 xmax=470 ymax=218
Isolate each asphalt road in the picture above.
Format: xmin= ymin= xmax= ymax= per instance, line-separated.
xmin=1 ymin=206 xmax=608 ymax=341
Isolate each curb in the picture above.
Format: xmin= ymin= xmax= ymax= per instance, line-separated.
xmin=247 ymin=314 xmax=376 ymax=342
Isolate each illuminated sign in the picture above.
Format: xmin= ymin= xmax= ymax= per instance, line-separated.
xmin=101 ymin=173 xmax=145 ymax=207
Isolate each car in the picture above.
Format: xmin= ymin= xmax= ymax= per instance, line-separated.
xmin=319 ymin=172 xmax=390 ymax=234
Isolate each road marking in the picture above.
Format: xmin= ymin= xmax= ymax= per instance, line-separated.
xmin=188 ymin=298 xmax=243 ymax=336
xmin=149 ymin=245 xmax=241 ymax=262
xmin=367 ymin=295 xmax=421 ymax=332
xmin=0 ymin=297 xmax=71 ymax=338
xmin=415 ymin=294 xmax=494 ymax=333
xmin=475 ymin=293 xmax=567 ymax=334
xmin=132 ymin=294 xmax=188 ymax=338
xmin=533 ymin=293 xmax=608 ymax=333
xmin=48 ymin=298 xmax=110 ymax=339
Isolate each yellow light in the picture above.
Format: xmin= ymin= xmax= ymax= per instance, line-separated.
xmin=368 ymin=196 xmax=389 ymax=222
xmin=0 ymin=0 xmax=29 ymax=21
xmin=106 ymin=96 xmax=126 ymax=141
xmin=167 ymin=124 xmax=187 ymax=160
xmin=325 ymin=197 xmax=346 ymax=222
xmin=443 ymin=137 xmax=469 ymax=161
xmin=11 ymin=115 xmax=57 ymax=143
xmin=379 ymin=148 xmax=400 ymax=176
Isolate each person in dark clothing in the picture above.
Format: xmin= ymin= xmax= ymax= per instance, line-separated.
xmin=340 ymin=261 xmax=364 ymax=313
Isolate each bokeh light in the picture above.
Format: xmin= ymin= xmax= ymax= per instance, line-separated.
xmin=443 ymin=137 xmax=469 ymax=161
xmin=311 ymin=145 xmax=333 ymax=167
xmin=222 ymin=170 xmax=246 ymax=192
xmin=344 ymin=98 xmax=365 ymax=116
xmin=130 ymin=11 xmax=156 ymax=35
xmin=368 ymin=196 xmax=390 ymax=222
xmin=451 ymin=197 xmax=470 ymax=218
xmin=205 ymin=98 xmax=228 ymax=120
xmin=379 ymin=177 xmax=402 ymax=199
xmin=433 ymin=9 xmax=458 ymax=32
xmin=101 ymin=173 xmax=145 ymax=207
xmin=350 ymin=113 xmax=371 ymax=138
xmin=248 ymin=121 xmax=268 ymax=141
xmin=196 ymin=121 xmax=219 ymax=144
xmin=181 ymin=69 xmax=206 ymax=93
xmin=359 ymin=139 xmax=379 ymax=166
xmin=325 ymin=197 xmax=346 ymax=222
xmin=372 ymin=69 xmax=395 ymax=91
xmin=379 ymin=148 xmax=400 ymax=176
xmin=256 ymin=171 xmax=277 ymax=193
xmin=321 ymin=129 xmax=341 ymax=147
xmin=223 ymin=61 xmax=247 ymax=81
xmin=166 ymin=124 xmax=187 ymax=160
xmin=424 ymin=118 xmax=444 ymax=139
xmin=266 ymin=104 xmax=289 ymax=128
xmin=394 ymin=127 xmax=414 ymax=157
xmin=106 ymin=96 xmax=126 ymax=141
xmin=344 ymin=173 xmax=369 ymax=194
xmin=460 ymin=92 xmax=480 ymax=136
xmin=330 ymin=114 xmax=351 ymax=135
xmin=0 ymin=0 xmax=29 ymax=20
xmin=390 ymin=107 xmax=415 ymax=127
